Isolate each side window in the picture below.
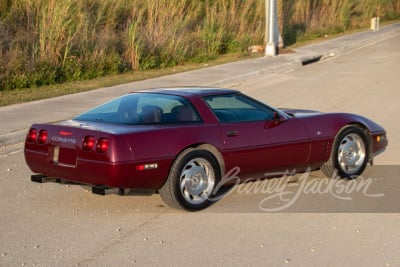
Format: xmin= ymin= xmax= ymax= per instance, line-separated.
xmin=204 ymin=94 xmax=274 ymax=123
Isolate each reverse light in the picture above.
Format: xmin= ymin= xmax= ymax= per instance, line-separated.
xmin=96 ymin=138 xmax=109 ymax=153
xmin=27 ymin=128 xmax=38 ymax=143
xmin=37 ymin=130 xmax=48 ymax=144
xmin=82 ymin=136 xmax=96 ymax=151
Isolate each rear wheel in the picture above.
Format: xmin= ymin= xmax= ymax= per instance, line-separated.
xmin=160 ymin=148 xmax=220 ymax=211
xmin=321 ymin=126 xmax=369 ymax=179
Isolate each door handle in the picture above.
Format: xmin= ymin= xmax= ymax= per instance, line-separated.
xmin=226 ymin=130 xmax=238 ymax=137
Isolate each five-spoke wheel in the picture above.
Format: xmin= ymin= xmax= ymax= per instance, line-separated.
xmin=321 ymin=126 xmax=369 ymax=179
xmin=160 ymin=148 xmax=220 ymax=211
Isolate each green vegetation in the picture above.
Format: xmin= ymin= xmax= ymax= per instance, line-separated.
xmin=0 ymin=0 xmax=399 ymax=98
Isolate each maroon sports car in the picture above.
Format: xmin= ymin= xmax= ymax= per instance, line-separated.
xmin=24 ymin=87 xmax=387 ymax=210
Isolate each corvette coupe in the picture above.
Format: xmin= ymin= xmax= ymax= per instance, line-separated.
xmin=24 ymin=87 xmax=387 ymax=210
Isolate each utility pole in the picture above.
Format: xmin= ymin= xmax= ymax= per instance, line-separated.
xmin=265 ymin=0 xmax=278 ymax=56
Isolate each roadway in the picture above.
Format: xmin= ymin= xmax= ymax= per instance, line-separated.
xmin=0 ymin=32 xmax=399 ymax=266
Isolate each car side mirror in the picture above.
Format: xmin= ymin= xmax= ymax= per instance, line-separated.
xmin=264 ymin=112 xmax=284 ymax=129
xmin=273 ymin=112 xmax=280 ymax=123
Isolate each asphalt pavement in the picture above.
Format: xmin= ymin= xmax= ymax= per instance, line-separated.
xmin=1 ymin=22 xmax=399 ymax=148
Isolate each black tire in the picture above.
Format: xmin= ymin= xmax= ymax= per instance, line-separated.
xmin=159 ymin=148 xmax=221 ymax=211
xmin=321 ymin=126 xmax=369 ymax=179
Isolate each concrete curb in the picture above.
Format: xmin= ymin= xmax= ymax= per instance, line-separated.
xmin=316 ymin=25 xmax=400 ymax=62
xmin=0 ymin=130 xmax=26 ymax=148
xmin=209 ymin=26 xmax=400 ymax=88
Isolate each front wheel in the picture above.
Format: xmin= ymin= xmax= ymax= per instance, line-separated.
xmin=159 ymin=149 xmax=221 ymax=211
xmin=321 ymin=126 xmax=369 ymax=179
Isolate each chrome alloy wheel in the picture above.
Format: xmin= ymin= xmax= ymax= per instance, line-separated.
xmin=179 ymin=157 xmax=216 ymax=205
xmin=337 ymin=133 xmax=366 ymax=174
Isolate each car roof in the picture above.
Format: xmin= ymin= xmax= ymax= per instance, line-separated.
xmin=135 ymin=87 xmax=239 ymax=97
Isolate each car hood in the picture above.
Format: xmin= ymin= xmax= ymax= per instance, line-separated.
xmin=279 ymin=108 xmax=322 ymax=117
xmin=279 ymin=108 xmax=385 ymax=134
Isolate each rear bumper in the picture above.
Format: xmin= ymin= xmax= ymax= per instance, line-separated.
xmin=31 ymin=174 xmax=155 ymax=195
xmin=25 ymin=149 xmax=171 ymax=189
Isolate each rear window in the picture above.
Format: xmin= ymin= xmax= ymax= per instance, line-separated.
xmin=74 ymin=93 xmax=202 ymax=124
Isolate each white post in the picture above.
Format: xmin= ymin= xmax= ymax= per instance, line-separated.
xmin=376 ymin=17 xmax=380 ymax=31
xmin=371 ymin=17 xmax=380 ymax=31
xmin=265 ymin=0 xmax=277 ymax=56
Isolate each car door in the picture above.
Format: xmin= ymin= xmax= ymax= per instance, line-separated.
xmin=203 ymin=93 xmax=310 ymax=179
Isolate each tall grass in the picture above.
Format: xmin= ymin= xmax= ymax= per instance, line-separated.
xmin=0 ymin=0 xmax=399 ymax=90
xmin=279 ymin=0 xmax=400 ymax=44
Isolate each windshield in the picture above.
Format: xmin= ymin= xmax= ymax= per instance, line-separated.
xmin=74 ymin=93 xmax=202 ymax=125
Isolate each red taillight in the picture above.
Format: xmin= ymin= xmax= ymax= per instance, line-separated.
xmin=82 ymin=136 xmax=95 ymax=151
xmin=37 ymin=130 xmax=48 ymax=144
xmin=96 ymin=138 xmax=109 ymax=153
xmin=82 ymin=136 xmax=109 ymax=153
xmin=136 ymin=165 xmax=145 ymax=171
xmin=27 ymin=128 xmax=38 ymax=143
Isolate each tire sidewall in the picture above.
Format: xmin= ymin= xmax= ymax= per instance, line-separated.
xmin=332 ymin=126 xmax=369 ymax=178
xmin=171 ymin=149 xmax=221 ymax=211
